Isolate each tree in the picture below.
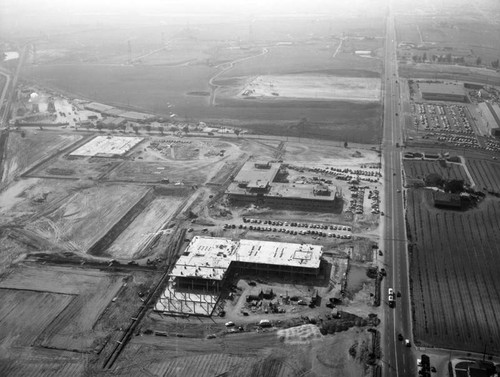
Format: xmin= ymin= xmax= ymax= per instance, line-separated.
xmin=476 ymin=56 xmax=482 ymax=66
xmin=425 ymin=173 xmax=443 ymax=187
xmin=234 ymin=129 xmax=241 ymax=137
xmin=182 ymin=125 xmax=189 ymax=134
xmin=344 ymin=141 xmax=348 ymax=148
xmin=96 ymin=122 xmax=103 ymax=132
xmin=158 ymin=125 xmax=164 ymax=134
xmin=444 ymin=179 xmax=464 ymax=194
xmin=132 ymin=125 xmax=139 ymax=134
xmin=445 ymin=53 xmax=452 ymax=63
xmin=492 ymin=59 xmax=500 ymax=69
xmin=422 ymin=52 xmax=427 ymax=61
xmin=145 ymin=125 xmax=151 ymax=132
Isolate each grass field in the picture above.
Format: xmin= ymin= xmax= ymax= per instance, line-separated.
xmin=407 ymin=189 xmax=500 ymax=353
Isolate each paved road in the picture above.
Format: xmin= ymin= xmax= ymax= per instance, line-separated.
xmin=0 ymin=45 xmax=28 ymax=129
xmin=381 ymin=5 xmax=415 ymax=377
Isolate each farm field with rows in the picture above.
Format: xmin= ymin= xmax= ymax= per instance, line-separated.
xmin=403 ymin=159 xmax=470 ymax=183
xmin=406 ymin=188 xmax=500 ymax=353
xmin=465 ymin=158 xmax=500 ymax=193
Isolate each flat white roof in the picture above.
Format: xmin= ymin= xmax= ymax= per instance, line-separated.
xmin=171 ymin=236 xmax=323 ymax=281
xmin=70 ymin=136 xmax=144 ymax=157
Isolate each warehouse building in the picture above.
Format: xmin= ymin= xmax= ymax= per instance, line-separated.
xmin=479 ymin=102 xmax=500 ymax=137
xmin=226 ymin=161 xmax=342 ymax=211
xmin=419 ymin=82 xmax=467 ymax=102
xmin=170 ymin=236 xmax=323 ymax=291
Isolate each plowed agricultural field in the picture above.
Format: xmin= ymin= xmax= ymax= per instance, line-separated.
xmin=465 ymin=158 xmax=500 ymax=193
xmin=407 ymin=189 xmax=500 ymax=353
xmin=403 ymin=159 xmax=470 ymax=183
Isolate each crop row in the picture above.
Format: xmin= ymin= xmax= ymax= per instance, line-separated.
xmin=466 ymin=158 xmax=500 ymax=193
xmin=403 ymin=160 xmax=469 ymax=183
xmin=407 ymin=189 xmax=500 ymax=354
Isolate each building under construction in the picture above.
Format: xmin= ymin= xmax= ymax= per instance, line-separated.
xmin=226 ymin=161 xmax=342 ymax=211
xmin=170 ymin=236 xmax=324 ymax=291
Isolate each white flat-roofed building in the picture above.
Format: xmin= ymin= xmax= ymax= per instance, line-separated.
xmin=70 ymin=136 xmax=144 ymax=157
xmin=171 ymin=236 xmax=323 ymax=290
xmin=226 ymin=161 xmax=342 ymax=211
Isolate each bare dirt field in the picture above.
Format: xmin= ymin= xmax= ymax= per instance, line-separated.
xmin=1 ymin=130 xmax=82 ymax=183
xmin=0 ymin=264 xmax=126 ymax=352
xmin=115 ymin=325 xmax=375 ymax=377
xmin=25 ymin=184 xmax=150 ymax=253
xmin=238 ymin=75 xmax=381 ymax=102
xmin=107 ymin=196 xmax=185 ymax=259
xmin=406 ymin=188 xmax=500 ymax=354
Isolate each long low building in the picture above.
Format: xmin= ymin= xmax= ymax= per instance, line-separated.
xmin=171 ymin=236 xmax=324 ymax=291
xmin=419 ymin=82 xmax=467 ymax=102
xmin=226 ymin=161 xmax=342 ymax=211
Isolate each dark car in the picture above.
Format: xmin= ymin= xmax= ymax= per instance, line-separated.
xmin=398 ymin=333 xmax=404 ymax=341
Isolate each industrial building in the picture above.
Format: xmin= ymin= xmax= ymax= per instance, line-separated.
xmin=70 ymin=136 xmax=144 ymax=157
xmin=170 ymin=236 xmax=324 ymax=291
xmin=478 ymin=102 xmax=500 ymax=136
xmin=419 ymin=82 xmax=467 ymax=102
xmin=226 ymin=161 xmax=342 ymax=211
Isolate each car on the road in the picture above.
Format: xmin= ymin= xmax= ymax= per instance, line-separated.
xmin=404 ymin=339 xmax=411 ymax=347
xmin=397 ymin=291 xmax=401 ymax=297
xmin=398 ymin=333 xmax=403 ymax=341
xmin=397 ymin=189 xmax=401 ymax=193
xmin=388 ymin=294 xmax=395 ymax=306
xmin=388 ymin=288 xmax=394 ymax=296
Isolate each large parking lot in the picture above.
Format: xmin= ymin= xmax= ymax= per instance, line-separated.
xmin=408 ymin=102 xmax=500 ymax=152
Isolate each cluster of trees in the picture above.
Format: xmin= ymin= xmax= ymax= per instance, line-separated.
xmin=411 ymin=52 xmax=499 ymax=68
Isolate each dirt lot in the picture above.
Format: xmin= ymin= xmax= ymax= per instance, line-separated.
xmin=107 ymin=196 xmax=185 ymax=259
xmin=1 ymin=130 xmax=82 ymax=183
xmin=0 ymin=264 xmax=126 ymax=352
xmin=114 ymin=324 xmax=376 ymax=377
xmin=237 ymin=74 xmax=381 ymax=102
xmin=26 ymin=184 xmax=149 ymax=253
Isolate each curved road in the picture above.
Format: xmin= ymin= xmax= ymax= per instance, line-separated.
xmin=381 ymin=5 xmax=415 ymax=377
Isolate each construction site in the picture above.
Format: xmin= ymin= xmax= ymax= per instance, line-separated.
xmin=0 ymin=121 xmax=384 ymax=376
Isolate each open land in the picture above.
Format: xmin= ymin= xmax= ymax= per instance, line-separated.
xmin=237 ymin=75 xmax=381 ymax=102
xmin=406 ymin=187 xmax=500 ymax=354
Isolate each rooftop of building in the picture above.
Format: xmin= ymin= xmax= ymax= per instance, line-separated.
xmin=419 ymin=82 xmax=466 ymax=96
xmin=232 ymin=161 xmax=281 ymax=189
xmin=170 ymin=236 xmax=323 ymax=281
xmin=227 ymin=181 xmax=337 ymax=201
